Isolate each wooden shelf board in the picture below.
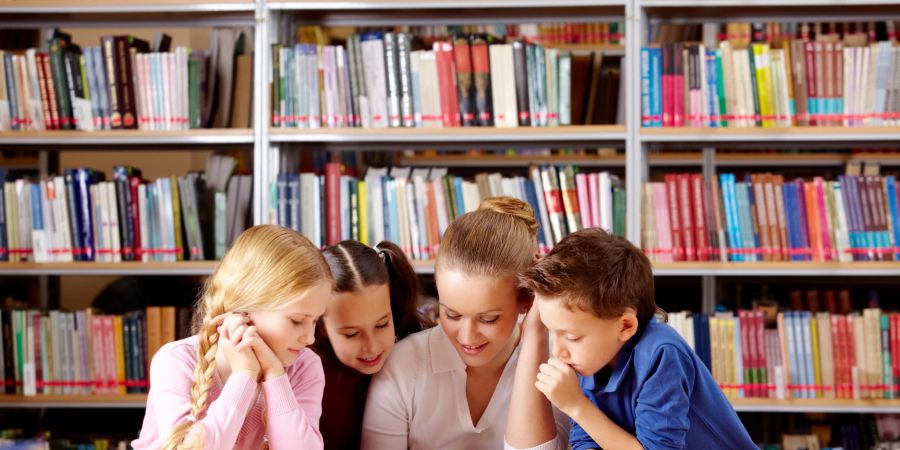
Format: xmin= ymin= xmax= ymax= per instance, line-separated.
xmin=0 ymin=261 xmax=219 ymax=275
xmin=652 ymin=261 xmax=900 ymax=276
xmin=641 ymin=127 xmax=900 ymax=142
xmin=730 ymin=398 xmax=900 ymax=413
xmin=0 ymin=0 xmax=253 ymax=12
xmin=0 ymin=129 xmax=254 ymax=145
xmin=0 ymin=394 xmax=148 ymax=408
xmin=270 ymin=125 xmax=626 ymax=143
xmin=270 ymin=0 xmax=627 ymax=10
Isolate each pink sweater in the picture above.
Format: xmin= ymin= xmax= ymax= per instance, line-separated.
xmin=132 ymin=336 xmax=325 ymax=450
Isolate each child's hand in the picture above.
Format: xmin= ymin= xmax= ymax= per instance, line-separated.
xmin=535 ymin=357 xmax=588 ymax=416
xmin=218 ymin=313 xmax=261 ymax=380
xmin=521 ymin=300 xmax=547 ymax=338
xmin=243 ymin=326 xmax=286 ymax=381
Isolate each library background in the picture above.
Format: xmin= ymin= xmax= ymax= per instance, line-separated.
xmin=0 ymin=0 xmax=899 ymax=448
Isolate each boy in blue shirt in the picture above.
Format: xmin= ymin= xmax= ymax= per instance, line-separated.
xmin=519 ymin=228 xmax=757 ymax=450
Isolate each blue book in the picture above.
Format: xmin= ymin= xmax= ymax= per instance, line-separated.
xmin=886 ymin=176 xmax=900 ymax=260
xmin=705 ymin=49 xmax=719 ymax=128
xmin=453 ymin=177 xmax=466 ymax=217
xmin=650 ymin=47 xmax=663 ymax=127
xmin=783 ymin=183 xmax=799 ymax=261
xmin=719 ymin=174 xmax=741 ymax=262
xmin=277 ymin=173 xmax=289 ymax=229
xmin=793 ymin=179 xmax=811 ymax=261
xmin=838 ymin=175 xmax=860 ymax=261
xmin=640 ymin=48 xmax=651 ymax=127
xmin=30 ymin=182 xmax=44 ymax=261
xmin=75 ymin=168 xmax=98 ymax=261
xmin=522 ymin=178 xmax=547 ymax=251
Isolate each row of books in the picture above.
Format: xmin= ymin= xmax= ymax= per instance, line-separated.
xmin=0 ymin=28 xmax=253 ymax=132
xmin=1 ymin=306 xmax=191 ymax=396
xmin=299 ymin=23 xmax=626 ymax=48
xmin=273 ymin=164 xmax=626 ymax=258
xmin=271 ymin=33 xmax=576 ymax=129
xmin=0 ymin=155 xmax=251 ymax=263
xmin=641 ymin=172 xmax=900 ymax=263
xmin=649 ymin=21 xmax=900 ymax=49
xmin=640 ymin=40 xmax=900 ymax=128
xmin=667 ymin=307 xmax=900 ymax=400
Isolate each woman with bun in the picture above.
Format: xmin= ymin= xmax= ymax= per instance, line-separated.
xmin=361 ymin=197 xmax=569 ymax=450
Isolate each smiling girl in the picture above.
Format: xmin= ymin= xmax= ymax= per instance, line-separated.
xmin=132 ymin=225 xmax=333 ymax=450
xmin=314 ymin=240 xmax=431 ymax=450
xmin=361 ymin=197 xmax=569 ymax=450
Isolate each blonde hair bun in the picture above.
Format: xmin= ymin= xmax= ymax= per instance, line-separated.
xmin=478 ymin=196 xmax=538 ymax=240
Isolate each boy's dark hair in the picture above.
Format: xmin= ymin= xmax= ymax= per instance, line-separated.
xmin=519 ymin=228 xmax=656 ymax=325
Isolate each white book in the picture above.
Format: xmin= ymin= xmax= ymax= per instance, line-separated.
xmin=24 ymin=49 xmax=45 ymax=130
xmin=411 ymin=169 xmax=431 ymax=259
xmin=529 ymin=165 xmax=553 ymax=251
xmin=409 ymin=50 xmax=424 ymax=128
xmin=366 ymin=167 xmax=388 ymax=245
xmin=137 ymin=184 xmax=149 ymax=262
xmin=361 ymin=36 xmax=389 ymax=128
xmin=490 ymin=44 xmax=518 ymax=128
xmin=873 ymin=42 xmax=891 ymax=126
xmin=106 ymin=182 xmax=122 ymax=263
xmin=390 ymin=167 xmax=412 ymax=257
xmin=599 ymin=171 xmax=613 ymax=233
xmin=832 ymin=183 xmax=853 ymax=262
xmin=418 ymin=51 xmax=441 ymax=128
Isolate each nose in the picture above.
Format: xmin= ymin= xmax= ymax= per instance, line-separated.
xmin=459 ymin=319 xmax=478 ymax=344
xmin=551 ymin=336 xmax=568 ymax=360
xmin=361 ymin=332 xmax=379 ymax=354
xmin=299 ymin=324 xmax=315 ymax=347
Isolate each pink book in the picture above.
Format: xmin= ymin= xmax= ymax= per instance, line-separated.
xmin=575 ymin=173 xmax=591 ymax=229
xmin=653 ymin=183 xmax=674 ymax=262
xmin=91 ymin=315 xmax=106 ymax=394
xmin=588 ymin=173 xmax=600 ymax=228
xmin=814 ymin=177 xmax=834 ymax=261
xmin=102 ymin=316 xmax=118 ymax=394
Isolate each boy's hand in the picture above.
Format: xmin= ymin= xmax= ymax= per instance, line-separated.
xmin=243 ymin=326 xmax=286 ymax=381
xmin=535 ymin=357 xmax=588 ymax=416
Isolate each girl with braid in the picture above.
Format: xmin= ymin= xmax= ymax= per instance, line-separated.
xmin=132 ymin=225 xmax=333 ymax=450
xmin=314 ymin=240 xmax=431 ymax=450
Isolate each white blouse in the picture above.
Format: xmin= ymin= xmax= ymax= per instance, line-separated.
xmin=361 ymin=326 xmax=570 ymax=450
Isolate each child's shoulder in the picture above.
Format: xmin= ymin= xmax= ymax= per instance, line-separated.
xmin=632 ymin=321 xmax=696 ymax=360
xmin=150 ymin=336 xmax=200 ymax=373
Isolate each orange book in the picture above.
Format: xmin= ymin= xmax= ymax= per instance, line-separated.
xmin=804 ymin=182 xmax=823 ymax=261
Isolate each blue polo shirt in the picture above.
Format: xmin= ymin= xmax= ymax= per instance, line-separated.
xmin=570 ymin=320 xmax=757 ymax=450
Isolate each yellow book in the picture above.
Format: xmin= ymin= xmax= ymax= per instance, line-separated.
xmin=752 ymin=43 xmax=775 ymax=128
xmin=809 ymin=316 xmax=822 ymax=399
xmin=725 ymin=317 xmax=736 ymax=399
xmin=358 ymin=180 xmax=368 ymax=246
xmin=113 ymin=315 xmax=126 ymax=395
xmin=170 ymin=175 xmax=184 ymax=261
xmin=709 ymin=316 xmax=720 ymax=390
xmin=776 ymin=312 xmax=792 ymax=398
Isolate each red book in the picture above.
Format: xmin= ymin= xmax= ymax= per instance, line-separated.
xmin=39 ymin=54 xmax=60 ymax=130
xmin=664 ymin=174 xmax=684 ymax=261
xmin=803 ymin=41 xmax=817 ymax=126
xmin=129 ymin=175 xmax=143 ymax=259
xmin=434 ymin=41 xmax=461 ymax=127
xmin=673 ymin=43 xmax=685 ymax=127
xmin=678 ymin=174 xmax=695 ymax=261
xmin=739 ymin=311 xmax=753 ymax=397
xmin=691 ymin=174 xmax=709 ymax=261
xmin=662 ymin=43 xmax=672 ymax=127
xmin=891 ymin=313 xmax=900 ymax=399
xmin=754 ymin=310 xmax=768 ymax=397
xmin=325 ymin=162 xmax=342 ymax=246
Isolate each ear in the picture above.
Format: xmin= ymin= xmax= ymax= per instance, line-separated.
xmin=618 ymin=309 xmax=639 ymax=342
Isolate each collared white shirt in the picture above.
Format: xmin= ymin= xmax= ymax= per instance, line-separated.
xmin=361 ymin=326 xmax=570 ymax=450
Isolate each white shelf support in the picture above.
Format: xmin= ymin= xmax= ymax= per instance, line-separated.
xmin=253 ymin=0 xmax=271 ymax=226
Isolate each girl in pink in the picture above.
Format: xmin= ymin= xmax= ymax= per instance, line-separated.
xmin=132 ymin=225 xmax=333 ymax=450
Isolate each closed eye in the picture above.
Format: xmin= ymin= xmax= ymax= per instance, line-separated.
xmin=480 ymin=316 xmax=500 ymax=324
xmin=376 ymin=320 xmax=390 ymax=329
xmin=342 ymin=331 xmax=360 ymax=338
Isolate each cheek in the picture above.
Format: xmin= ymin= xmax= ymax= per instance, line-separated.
xmin=331 ymin=338 xmax=362 ymax=363
xmin=439 ymin=317 xmax=458 ymax=339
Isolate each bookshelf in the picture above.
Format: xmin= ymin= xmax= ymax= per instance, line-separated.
xmin=0 ymin=1 xmax=899 ymax=440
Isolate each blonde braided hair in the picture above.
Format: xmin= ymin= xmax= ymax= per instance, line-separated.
xmin=161 ymin=225 xmax=332 ymax=449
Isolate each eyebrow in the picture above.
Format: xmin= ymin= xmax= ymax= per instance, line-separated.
xmin=439 ymin=303 xmax=503 ymax=316
xmin=337 ymin=313 xmax=391 ymax=330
